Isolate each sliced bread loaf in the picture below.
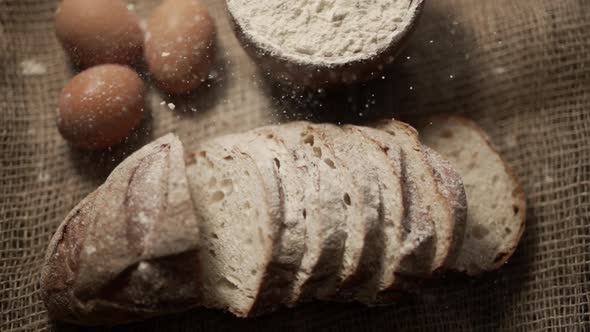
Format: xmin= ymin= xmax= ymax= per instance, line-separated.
xmin=273 ymin=122 xmax=348 ymax=305
xmin=417 ymin=115 xmax=526 ymax=275
xmin=185 ymin=138 xmax=279 ymax=317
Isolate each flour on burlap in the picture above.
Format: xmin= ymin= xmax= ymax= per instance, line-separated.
xmin=227 ymin=0 xmax=414 ymax=64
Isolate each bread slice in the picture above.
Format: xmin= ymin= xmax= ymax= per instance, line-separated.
xmin=375 ymin=120 xmax=439 ymax=277
xmin=310 ymin=124 xmax=379 ymax=301
xmin=423 ymin=147 xmax=468 ymax=268
xmin=417 ymin=115 xmax=526 ymax=275
xmin=222 ymin=127 xmax=306 ymax=312
xmin=347 ymin=126 xmax=405 ymax=302
xmin=273 ymin=122 xmax=348 ymax=305
xmin=185 ymin=137 xmax=280 ymax=317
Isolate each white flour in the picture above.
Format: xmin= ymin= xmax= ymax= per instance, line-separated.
xmin=228 ymin=0 xmax=416 ymax=65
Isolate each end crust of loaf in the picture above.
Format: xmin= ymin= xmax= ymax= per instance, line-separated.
xmin=417 ymin=115 xmax=526 ymax=275
xmin=40 ymin=134 xmax=201 ymax=326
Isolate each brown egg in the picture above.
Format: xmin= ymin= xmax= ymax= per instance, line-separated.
xmin=145 ymin=0 xmax=216 ymax=95
xmin=55 ymin=0 xmax=143 ymax=68
xmin=57 ymin=64 xmax=145 ymax=150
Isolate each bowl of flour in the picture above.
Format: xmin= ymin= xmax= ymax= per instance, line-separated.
xmin=226 ymin=0 xmax=424 ymax=87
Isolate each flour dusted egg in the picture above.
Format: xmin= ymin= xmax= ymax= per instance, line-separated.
xmin=55 ymin=0 xmax=143 ymax=67
xmin=57 ymin=65 xmax=145 ymax=150
xmin=145 ymin=0 xmax=216 ymax=95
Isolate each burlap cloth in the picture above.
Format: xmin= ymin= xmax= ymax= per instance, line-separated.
xmin=2 ymin=0 xmax=589 ymax=331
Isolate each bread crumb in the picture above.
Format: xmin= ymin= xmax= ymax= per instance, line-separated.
xmin=162 ymin=52 xmax=171 ymax=57
xmin=493 ymin=67 xmax=507 ymax=75
xmin=138 ymin=261 xmax=151 ymax=272
xmin=85 ymin=245 xmax=96 ymax=255
xmin=504 ymin=134 xmax=517 ymax=148
xmin=37 ymin=172 xmax=50 ymax=183
xmin=135 ymin=211 xmax=152 ymax=225
xmin=139 ymin=19 xmax=147 ymax=31
xmin=168 ymin=103 xmax=176 ymax=110
xmin=20 ymin=59 xmax=47 ymax=76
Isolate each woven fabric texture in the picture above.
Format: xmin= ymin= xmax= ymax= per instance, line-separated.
xmin=1 ymin=0 xmax=589 ymax=331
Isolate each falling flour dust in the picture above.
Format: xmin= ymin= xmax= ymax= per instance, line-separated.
xmin=227 ymin=0 xmax=415 ymax=64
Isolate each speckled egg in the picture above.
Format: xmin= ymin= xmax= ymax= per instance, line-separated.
xmin=144 ymin=0 xmax=216 ymax=95
xmin=57 ymin=64 xmax=145 ymax=150
xmin=55 ymin=0 xmax=143 ymax=67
